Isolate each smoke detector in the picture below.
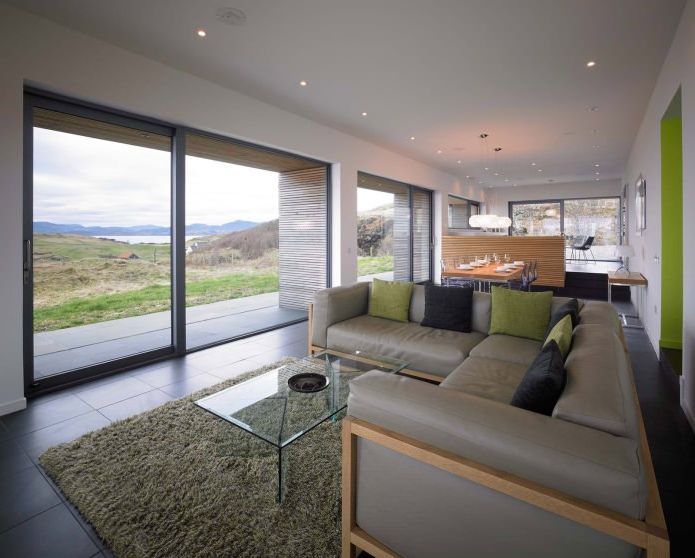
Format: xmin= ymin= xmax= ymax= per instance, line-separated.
xmin=215 ymin=7 xmax=247 ymax=25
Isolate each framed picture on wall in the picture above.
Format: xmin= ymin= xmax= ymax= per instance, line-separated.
xmin=635 ymin=175 xmax=646 ymax=235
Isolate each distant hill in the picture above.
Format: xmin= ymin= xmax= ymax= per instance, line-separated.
xmin=202 ymin=220 xmax=279 ymax=260
xmin=33 ymin=220 xmax=258 ymax=236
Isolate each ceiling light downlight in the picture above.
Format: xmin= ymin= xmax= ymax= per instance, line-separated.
xmin=586 ymin=60 xmax=596 ymax=67
xmin=299 ymin=80 xmax=308 ymax=87
xmin=196 ymin=29 xmax=207 ymax=37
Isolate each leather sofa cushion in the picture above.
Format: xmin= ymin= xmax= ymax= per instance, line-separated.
xmin=578 ymin=301 xmax=620 ymax=334
xmin=441 ymin=356 xmax=527 ymax=403
xmin=327 ymin=315 xmax=485 ymax=377
xmin=553 ymin=324 xmax=638 ymax=439
xmin=469 ymin=334 xmax=541 ymax=366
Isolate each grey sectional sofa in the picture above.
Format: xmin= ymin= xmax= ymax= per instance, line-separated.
xmin=308 ymin=282 xmax=669 ymax=558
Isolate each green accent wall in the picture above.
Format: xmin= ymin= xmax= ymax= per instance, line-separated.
xmin=660 ymin=114 xmax=683 ymax=350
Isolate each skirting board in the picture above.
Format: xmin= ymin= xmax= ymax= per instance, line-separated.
xmin=680 ymin=377 xmax=695 ymax=434
xmin=0 ymin=397 xmax=26 ymax=417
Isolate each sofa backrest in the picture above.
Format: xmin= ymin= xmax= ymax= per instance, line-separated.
xmin=553 ymin=324 xmax=639 ymax=440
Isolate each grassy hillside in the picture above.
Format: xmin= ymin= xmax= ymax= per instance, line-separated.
xmin=33 ymin=230 xmax=278 ymax=332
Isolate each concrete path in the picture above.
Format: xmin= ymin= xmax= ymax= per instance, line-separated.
xmin=33 ymin=292 xmax=306 ymax=378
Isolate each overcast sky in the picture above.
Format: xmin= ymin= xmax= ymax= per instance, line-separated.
xmin=34 ymin=128 xmax=279 ymax=227
xmin=34 ymin=128 xmax=390 ymax=227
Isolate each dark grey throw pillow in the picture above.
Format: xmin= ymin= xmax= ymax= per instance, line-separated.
xmin=421 ymin=283 xmax=473 ymax=332
xmin=544 ymin=298 xmax=580 ymax=338
xmin=511 ymin=340 xmax=566 ymax=416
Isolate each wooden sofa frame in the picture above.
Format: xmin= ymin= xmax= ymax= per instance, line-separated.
xmin=306 ymin=303 xmax=670 ymax=558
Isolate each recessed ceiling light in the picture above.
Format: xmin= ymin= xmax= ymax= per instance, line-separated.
xmin=361 ymin=111 xmax=367 ymax=116
xmin=504 ymin=178 xmax=509 ymax=182
xmin=466 ymin=175 xmax=471 ymax=179
xmin=457 ymin=160 xmax=462 ymax=164
xmin=595 ymin=178 xmax=600 ymax=181
xmin=595 ymin=171 xmax=600 ymax=175
xmin=494 ymin=172 xmax=499 ymax=176
xmin=586 ymin=60 xmax=596 ymax=67
xmin=537 ymin=169 xmax=543 ymax=172
xmin=531 ymin=162 xmax=537 ymax=166
xmin=437 ymin=149 xmax=443 ymax=154
xmin=594 ymin=163 xmax=600 ymax=167
xmin=409 ymin=136 xmax=415 ymax=141
xmin=484 ymin=167 xmax=489 ymax=171
xmin=299 ymin=80 xmax=308 ymax=87
xmin=196 ymin=29 xmax=207 ymax=37
xmin=592 ymin=144 xmax=600 ymax=149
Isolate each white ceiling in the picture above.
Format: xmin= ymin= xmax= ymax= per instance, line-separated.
xmin=6 ymin=0 xmax=685 ymax=188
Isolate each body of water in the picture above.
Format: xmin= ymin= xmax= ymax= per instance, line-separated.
xmin=94 ymin=235 xmax=200 ymax=244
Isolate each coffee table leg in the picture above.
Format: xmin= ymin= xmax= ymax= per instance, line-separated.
xmin=277 ymin=446 xmax=286 ymax=503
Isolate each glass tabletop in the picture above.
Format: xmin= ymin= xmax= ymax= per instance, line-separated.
xmin=195 ymin=350 xmax=407 ymax=449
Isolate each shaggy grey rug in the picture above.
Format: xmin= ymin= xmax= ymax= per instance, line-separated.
xmin=40 ymin=359 xmax=343 ymax=558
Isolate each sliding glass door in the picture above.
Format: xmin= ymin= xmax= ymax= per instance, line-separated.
xmin=25 ymin=97 xmax=174 ymax=388
xmin=23 ymin=92 xmax=331 ymax=393
xmin=509 ymin=197 xmax=621 ymax=260
xmin=356 ymin=172 xmax=433 ymax=283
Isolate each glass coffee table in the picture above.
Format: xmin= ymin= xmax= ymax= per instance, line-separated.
xmin=195 ymin=350 xmax=408 ymax=501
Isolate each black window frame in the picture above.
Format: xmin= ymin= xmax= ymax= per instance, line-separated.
xmin=508 ymin=195 xmax=623 ymax=261
xmin=23 ymin=87 xmax=332 ymax=396
xmin=356 ymin=172 xmax=434 ymax=283
xmin=447 ymin=194 xmax=481 ymax=230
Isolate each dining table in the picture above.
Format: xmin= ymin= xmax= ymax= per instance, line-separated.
xmin=442 ymin=261 xmax=524 ymax=291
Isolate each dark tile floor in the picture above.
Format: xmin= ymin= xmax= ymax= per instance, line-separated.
xmin=0 ymin=322 xmax=307 ymax=557
xmin=1 ymin=309 xmax=693 ymax=557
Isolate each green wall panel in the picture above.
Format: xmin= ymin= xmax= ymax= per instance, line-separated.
xmin=660 ymin=115 xmax=683 ymax=350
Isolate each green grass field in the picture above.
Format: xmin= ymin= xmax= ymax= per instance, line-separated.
xmin=33 ymin=234 xmax=279 ymax=332
xmin=357 ymin=255 xmax=393 ymax=276
xmin=34 ymin=272 xmax=279 ymax=332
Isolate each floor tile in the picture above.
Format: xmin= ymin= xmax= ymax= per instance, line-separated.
xmin=184 ymin=340 xmax=267 ymax=370
xmin=98 ymin=390 xmax=173 ymax=422
xmin=207 ymin=359 xmax=265 ymax=380
xmin=247 ymin=341 xmax=307 ymax=366
xmin=0 ymin=466 xmax=61 ymax=533
xmin=0 ymin=439 xmax=34 ymax=478
xmin=128 ymin=359 xmax=205 ymax=388
xmin=159 ymin=373 xmax=223 ymax=399
xmin=73 ymin=376 xmax=154 ymax=409
xmin=17 ymin=412 xmax=111 ymax=461
xmin=1 ymin=395 xmax=94 ymax=439
xmin=0 ymin=504 xmax=99 ymax=558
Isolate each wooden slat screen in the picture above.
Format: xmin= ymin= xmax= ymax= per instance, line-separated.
xmin=187 ymin=133 xmax=320 ymax=173
xmin=278 ymin=167 xmax=328 ymax=309
xmin=393 ymin=190 xmax=411 ymax=281
xmin=34 ymin=108 xmax=170 ymax=151
xmin=412 ymin=189 xmax=432 ymax=282
xmin=442 ymin=236 xmax=566 ymax=287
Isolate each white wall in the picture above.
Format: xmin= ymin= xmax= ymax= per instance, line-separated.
xmin=0 ymin=4 xmax=487 ymax=415
xmin=486 ymin=179 xmax=622 ymax=216
xmin=623 ymin=0 xmax=695 ymax=430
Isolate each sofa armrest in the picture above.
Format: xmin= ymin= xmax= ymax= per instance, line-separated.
xmin=311 ymin=283 xmax=370 ymax=347
xmin=347 ymin=371 xmax=646 ymax=519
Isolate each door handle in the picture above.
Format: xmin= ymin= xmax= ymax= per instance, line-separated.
xmin=23 ymin=239 xmax=32 ymax=285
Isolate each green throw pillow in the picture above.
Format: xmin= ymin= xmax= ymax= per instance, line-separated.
xmin=489 ymin=287 xmax=553 ymax=341
xmin=544 ymin=314 xmax=573 ymax=358
xmin=368 ymin=278 xmax=414 ymax=322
